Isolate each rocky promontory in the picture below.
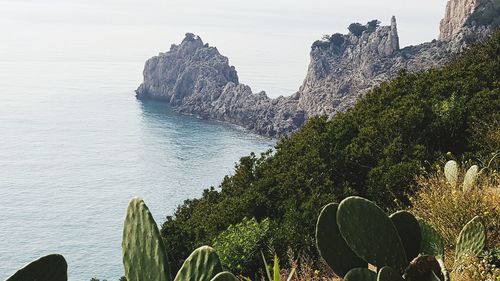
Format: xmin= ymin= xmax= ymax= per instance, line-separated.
xmin=136 ymin=0 xmax=497 ymax=137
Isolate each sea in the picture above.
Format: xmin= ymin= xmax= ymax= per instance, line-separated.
xmin=0 ymin=0 xmax=446 ymax=279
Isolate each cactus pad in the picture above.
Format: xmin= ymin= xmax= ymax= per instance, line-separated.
xmin=462 ymin=165 xmax=479 ymax=192
xmin=6 ymin=254 xmax=67 ymax=281
xmin=455 ymin=216 xmax=486 ymax=264
xmin=444 ymin=160 xmax=459 ymax=189
xmin=377 ymin=266 xmax=404 ymax=281
xmin=173 ymin=246 xmax=223 ymax=281
xmin=122 ymin=197 xmax=171 ymax=281
xmin=404 ymin=255 xmax=443 ymax=281
xmin=389 ymin=211 xmax=421 ymax=262
xmin=210 ymin=271 xmax=239 ymax=281
xmin=316 ymin=203 xmax=367 ymax=277
xmin=344 ymin=268 xmax=377 ymax=281
xmin=417 ymin=218 xmax=444 ymax=258
xmin=337 ymin=196 xmax=407 ymax=272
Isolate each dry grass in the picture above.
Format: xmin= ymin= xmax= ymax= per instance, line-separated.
xmin=409 ymin=165 xmax=500 ymax=274
xmin=450 ymin=254 xmax=500 ymax=281
xmin=286 ymin=256 xmax=339 ymax=281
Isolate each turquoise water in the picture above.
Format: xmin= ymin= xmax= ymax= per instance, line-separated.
xmin=0 ymin=58 xmax=273 ymax=280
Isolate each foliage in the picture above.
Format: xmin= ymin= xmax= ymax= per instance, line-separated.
xmin=212 ymin=217 xmax=270 ymax=275
xmin=348 ymin=23 xmax=367 ymax=36
xmin=367 ymin=19 xmax=381 ymax=30
xmin=261 ymin=254 xmax=296 ymax=281
xmin=161 ymin=32 xmax=500 ymax=272
xmin=330 ymin=33 xmax=344 ymax=46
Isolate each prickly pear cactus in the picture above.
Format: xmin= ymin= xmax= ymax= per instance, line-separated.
xmin=122 ymin=197 xmax=171 ymax=281
xmin=316 ymin=203 xmax=367 ymax=277
xmin=210 ymin=271 xmax=239 ymax=281
xmin=173 ymin=246 xmax=223 ymax=281
xmin=377 ymin=266 xmax=404 ymax=281
xmin=444 ymin=160 xmax=459 ymax=189
xmin=6 ymin=254 xmax=67 ymax=281
xmin=344 ymin=268 xmax=377 ymax=281
xmin=462 ymin=165 xmax=479 ymax=192
xmin=455 ymin=216 xmax=486 ymax=265
xmin=389 ymin=211 xmax=422 ymax=262
xmin=417 ymin=218 xmax=444 ymax=258
xmin=404 ymin=255 xmax=444 ymax=281
xmin=337 ymin=197 xmax=408 ymax=273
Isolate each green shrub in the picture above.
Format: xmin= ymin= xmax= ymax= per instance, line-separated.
xmin=212 ymin=217 xmax=270 ymax=275
xmin=161 ymin=31 xmax=500 ymax=273
xmin=348 ymin=23 xmax=367 ymax=36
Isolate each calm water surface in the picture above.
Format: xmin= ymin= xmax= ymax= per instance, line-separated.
xmin=0 ymin=0 xmax=448 ymax=279
xmin=0 ymin=58 xmax=273 ymax=280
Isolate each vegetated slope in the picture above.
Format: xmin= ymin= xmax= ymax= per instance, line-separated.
xmin=161 ymin=31 xmax=500 ymax=273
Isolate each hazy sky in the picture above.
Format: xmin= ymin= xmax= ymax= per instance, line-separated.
xmin=0 ymin=0 xmax=450 ymax=96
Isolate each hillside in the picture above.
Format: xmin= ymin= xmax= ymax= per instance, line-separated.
xmin=160 ymin=31 xmax=500 ymax=274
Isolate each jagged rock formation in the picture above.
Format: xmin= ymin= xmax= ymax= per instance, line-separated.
xmin=440 ymin=0 xmax=478 ymax=41
xmin=136 ymin=1 xmax=497 ymax=137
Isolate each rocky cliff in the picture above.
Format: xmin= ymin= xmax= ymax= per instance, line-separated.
xmin=136 ymin=0 xmax=497 ymax=137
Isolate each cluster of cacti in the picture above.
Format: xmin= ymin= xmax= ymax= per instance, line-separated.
xmin=122 ymin=197 xmax=238 ymax=281
xmin=315 ymin=196 xmax=487 ymax=281
xmin=5 ymin=254 xmax=68 ymax=281
xmin=444 ymin=160 xmax=480 ymax=192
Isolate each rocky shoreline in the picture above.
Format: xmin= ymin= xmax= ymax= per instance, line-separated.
xmin=136 ymin=0 xmax=494 ymax=137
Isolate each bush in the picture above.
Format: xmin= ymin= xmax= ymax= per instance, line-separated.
xmin=212 ymin=217 xmax=270 ymax=275
xmin=329 ymin=33 xmax=344 ymax=46
xmin=367 ymin=19 xmax=381 ymax=31
xmin=348 ymin=23 xmax=367 ymax=36
xmin=161 ymin=31 xmax=500 ymax=273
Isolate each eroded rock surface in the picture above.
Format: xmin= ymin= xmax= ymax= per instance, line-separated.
xmin=136 ymin=3 xmax=496 ymax=137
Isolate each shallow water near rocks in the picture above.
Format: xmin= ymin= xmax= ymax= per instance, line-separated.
xmin=0 ymin=58 xmax=273 ymax=280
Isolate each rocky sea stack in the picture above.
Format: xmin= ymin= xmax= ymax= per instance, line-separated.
xmin=136 ymin=0 xmax=497 ymax=137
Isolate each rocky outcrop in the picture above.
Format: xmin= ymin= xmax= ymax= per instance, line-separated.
xmin=136 ymin=33 xmax=238 ymax=105
xmin=136 ymin=3 xmax=496 ymax=137
xmin=440 ymin=0 xmax=478 ymax=41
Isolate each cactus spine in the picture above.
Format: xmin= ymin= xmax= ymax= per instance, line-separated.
xmin=444 ymin=160 xmax=459 ymax=189
xmin=417 ymin=218 xmax=444 ymax=258
xmin=122 ymin=197 xmax=171 ymax=281
xmin=5 ymin=254 xmax=67 ymax=281
xmin=173 ymin=246 xmax=223 ymax=281
xmin=443 ymin=160 xmax=480 ymax=192
xmin=315 ymin=203 xmax=367 ymax=277
xmin=462 ymin=165 xmax=479 ymax=192
xmin=454 ymin=216 xmax=486 ymax=268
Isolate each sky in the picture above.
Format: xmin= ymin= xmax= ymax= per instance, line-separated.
xmin=0 ymin=0 xmax=450 ymax=96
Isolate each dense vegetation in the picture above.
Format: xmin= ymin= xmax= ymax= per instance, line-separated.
xmin=161 ymin=32 xmax=500 ymax=274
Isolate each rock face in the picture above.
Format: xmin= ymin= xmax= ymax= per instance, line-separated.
xmin=440 ymin=0 xmax=478 ymax=41
xmin=136 ymin=3 xmax=496 ymax=137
